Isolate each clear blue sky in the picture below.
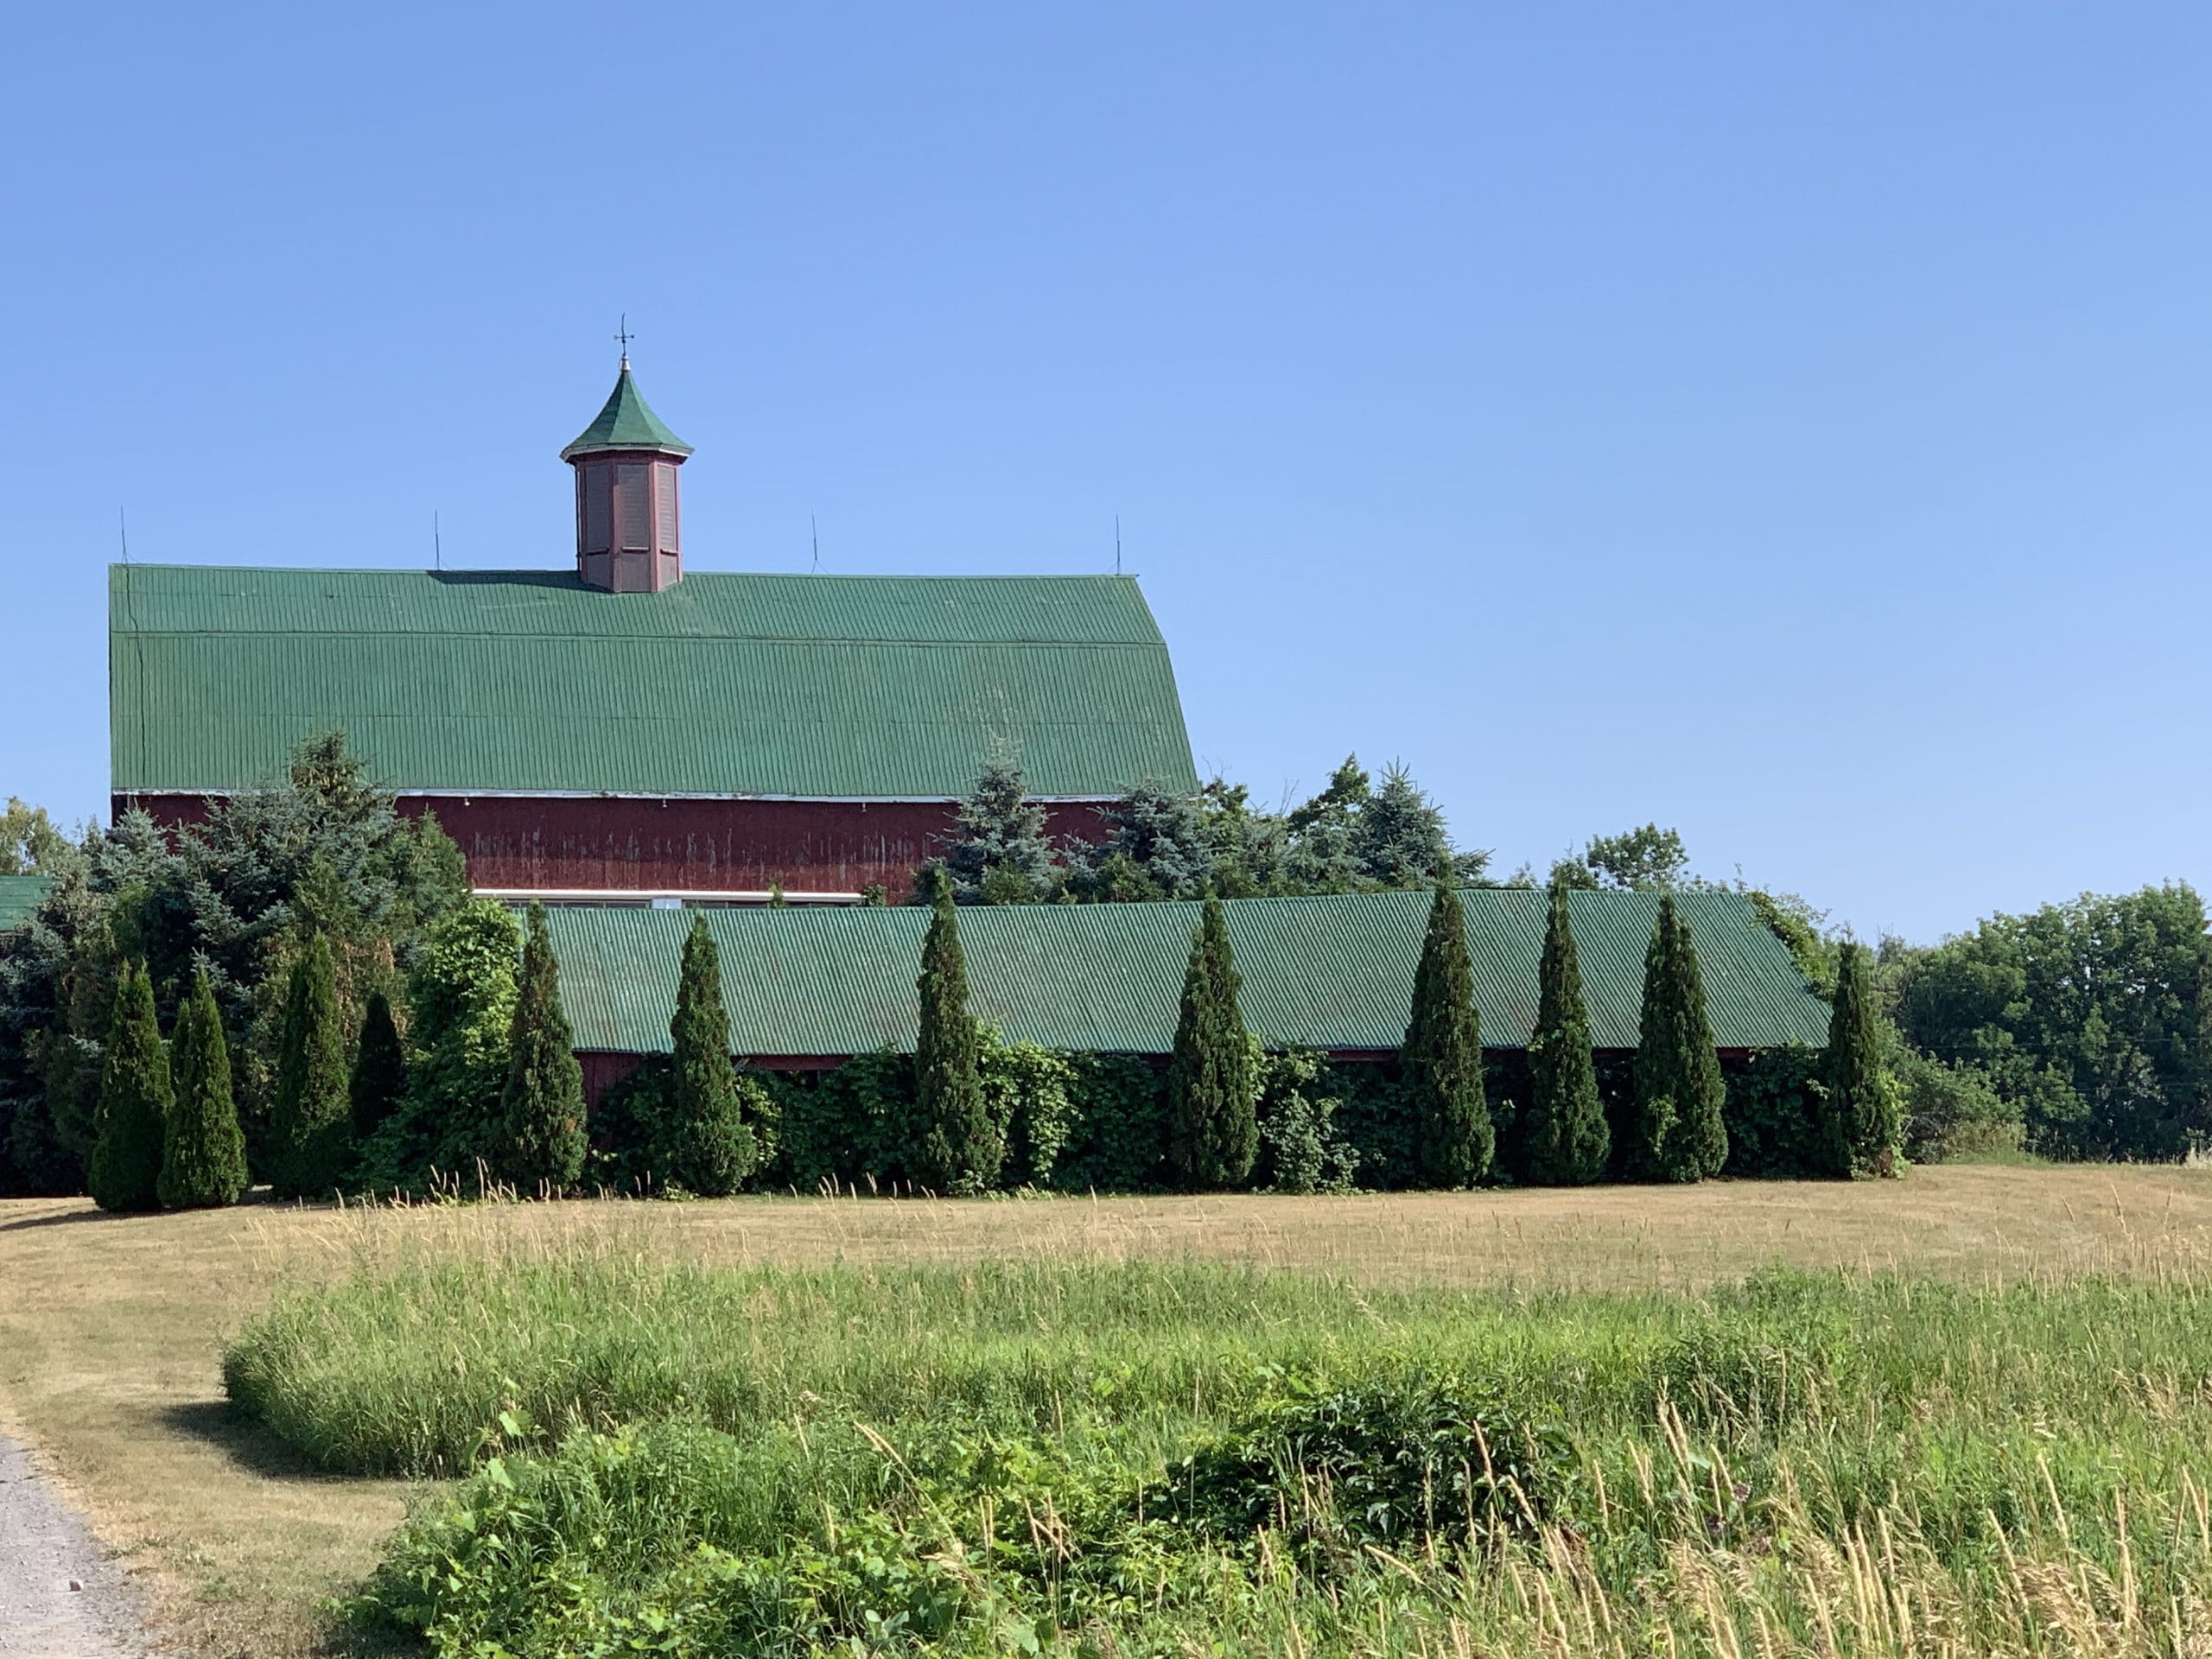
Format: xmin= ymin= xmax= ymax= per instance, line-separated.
xmin=5 ymin=4 xmax=2206 ymax=944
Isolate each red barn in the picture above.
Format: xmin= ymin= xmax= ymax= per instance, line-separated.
xmin=108 ymin=361 xmax=1198 ymax=899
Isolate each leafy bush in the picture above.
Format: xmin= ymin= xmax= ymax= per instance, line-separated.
xmin=1253 ymin=1049 xmax=1357 ymax=1194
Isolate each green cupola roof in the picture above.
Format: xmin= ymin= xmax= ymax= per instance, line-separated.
xmin=560 ymin=360 xmax=693 ymax=460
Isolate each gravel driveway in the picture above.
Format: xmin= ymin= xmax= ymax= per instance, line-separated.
xmin=0 ymin=1431 xmax=150 ymax=1657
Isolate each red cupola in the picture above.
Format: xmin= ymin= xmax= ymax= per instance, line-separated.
xmin=561 ymin=356 xmax=692 ymax=593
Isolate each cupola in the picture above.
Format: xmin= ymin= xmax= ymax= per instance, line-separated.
xmin=561 ymin=356 xmax=692 ymax=593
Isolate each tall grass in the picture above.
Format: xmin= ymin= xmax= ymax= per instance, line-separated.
xmin=225 ymin=1256 xmax=2212 ymax=1656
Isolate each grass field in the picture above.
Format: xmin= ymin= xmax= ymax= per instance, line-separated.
xmin=5 ymin=1166 xmax=2212 ymax=1656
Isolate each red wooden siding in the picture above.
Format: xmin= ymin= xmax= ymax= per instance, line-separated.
xmin=119 ymin=793 xmax=1111 ymax=896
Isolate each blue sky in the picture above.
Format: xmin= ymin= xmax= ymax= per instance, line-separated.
xmin=4 ymin=4 xmax=2206 ymax=943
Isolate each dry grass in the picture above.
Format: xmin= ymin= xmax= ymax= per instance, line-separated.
xmin=3 ymin=1164 xmax=2212 ymax=1656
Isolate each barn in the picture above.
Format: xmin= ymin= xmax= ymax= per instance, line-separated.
xmin=543 ymin=887 xmax=1834 ymax=1103
xmin=108 ymin=360 xmax=1198 ymax=900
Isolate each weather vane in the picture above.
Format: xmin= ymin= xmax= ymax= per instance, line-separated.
xmin=614 ymin=315 xmax=635 ymax=364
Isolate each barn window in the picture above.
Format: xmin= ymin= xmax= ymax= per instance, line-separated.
xmin=618 ymin=464 xmax=652 ymax=550
xmin=656 ymin=465 xmax=680 ymax=551
xmin=581 ymin=467 xmax=613 ymax=553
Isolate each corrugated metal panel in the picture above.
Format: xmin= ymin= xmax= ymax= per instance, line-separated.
xmin=0 ymin=875 xmax=54 ymax=932
xmin=109 ymin=566 xmax=1200 ymax=798
xmin=544 ymin=888 xmax=1833 ymax=1059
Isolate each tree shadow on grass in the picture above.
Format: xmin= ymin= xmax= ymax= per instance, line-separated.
xmin=157 ymin=1399 xmax=340 ymax=1484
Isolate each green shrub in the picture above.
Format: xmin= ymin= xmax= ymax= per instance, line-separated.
xmin=660 ymin=916 xmax=760 ymax=1197
xmin=1053 ymin=1053 xmax=1166 ymax=1192
xmin=158 ymin=969 xmax=248 ymax=1208
xmin=86 ymin=959 xmax=169 ymax=1212
xmin=1402 ymin=881 xmax=1490 ymax=1186
xmin=1166 ymin=896 xmax=1258 ymax=1189
xmin=493 ymin=902 xmax=588 ymax=1195
xmin=269 ymin=931 xmax=352 ymax=1201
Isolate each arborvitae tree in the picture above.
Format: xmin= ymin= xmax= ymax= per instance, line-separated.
xmin=663 ymin=913 xmax=759 ymax=1196
xmin=269 ymin=931 xmax=350 ymax=1200
xmin=1166 ymin=896 xmax=1259 ymax=1189
xmin=1402 ymin=879 xmax=1491 ymax=1187
xmin=912 ymin=873 xmax=1000 ymax=1192
xmin=87 ymin=960 xmax=170 ymax=1212
xmin=348 ymin=988 xmax=406 ymax=1143
xmin=158 ymin=969 xmax=248 ymax=1208
xmin=1822 ymin=940 xmax=1900 ymax=1176
xmin=1524 ymin=882 xmax=1608 ymax=1185
xmin=1628 ymin=898 xmax=1727 ymax=1182
xmin=493 ymin=902 xmax=588 ymax=1195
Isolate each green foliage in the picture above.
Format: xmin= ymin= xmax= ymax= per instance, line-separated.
xmin=910 ymin=878 xmax=998 ymax=1194
xmin=0 ymin=734 xmax=466 ymax=1195
xmin=1821 ymin=941 xmax=1899 ymax=1177
xmin=1523 ymin=883 xmax=1607 ymax=1185
xmin=1166 ymin=897 xmax=1258 ymax=1189
xmin=158 ymin=969 xmax=248 ymax=1208
xmin=218 ymin=1259 xmax=2212 ymax=1659
xmin=924 ymin=756 xmax=1060 ymax=904
xmin=664 ymin=915 xmax=761 ymax=1198
xmin=1627 ymin=897 xmax=1726 ymax=1182
xmin=0 ymin=797 xmax=75 ymax=874
xmin=1253 ymin=1049 xmax=1358 ymax=1193
xmin=977 ymin=1027 xmax=1077 ymax=1188
xmin=1068 ymin=756 xmax=1487 ymax=902
xmin=1747 ymin=887 xmax=1839 ymax=996
xmin=1325 ymin=1060 xmax=1416 ymax=1189
xmin=354 ymin=899 xmax=520 ymax=1196
xmin=1554 ymin=823 xmax=1691 ymax=892
xmin=86 ymin=959 xmax=169 ymax=1211
xmin=1052 ymin=1053 xmax=1168 ymax=1192
xmin=775 ymin=1051 xmax=916 ymax=1192
xmin=1719 ymin=1045 xmax=1824 ymax=1179
xmin=1896 ymin=1049 xmax=2023 ymax=1163
xmin=1891 ymin=883 xmax=2211 ymax=1161
xmin=268 ymin=931 xmax=350 ymax=1200
xmin=493 ymin=903 xmax=588 ymax=1195
xmin=346 ymin=988 xmax=405 ymax=1143
xmin=1402 ymin=881 xmax=1491 ymax=1186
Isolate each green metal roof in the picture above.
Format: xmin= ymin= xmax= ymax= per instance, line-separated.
xmin=0 ymin=874 xmax=53 ymax=933
xmin=110 ymin=566 xmax=1199 ymax=798
xmin=545 ymin=888 xmax=1832 ymax=1058
xmin=559 ymin=363 xmax=692 ymax=459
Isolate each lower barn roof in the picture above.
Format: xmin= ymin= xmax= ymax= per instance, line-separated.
xmin=109 ymin=565 xmax=1199 ymax=799
xmin=545 ymin=888 xmax=1831 ymax=1058
xmin=0 ymin=875 xmax=52 ymax=934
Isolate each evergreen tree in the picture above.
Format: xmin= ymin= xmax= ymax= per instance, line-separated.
xmin=86 ymin=960 xmax=169 ymax=1212
xmin=348 ymin=988 xmax=406 ymax=1143
xmin=270 ymin=931 xmax=350 ymax=1200
xmin=158 ymin=969 xmax=248 ymax=1208
xmin=1524 ymin=882 xmax=1608 ymax=1185
xmin=1402 ymin=879 xmax=1491 ymax=1186
xmin=662 ymin=914 xmax=760 ymax=1196
xmin=1822 ymin=940 xmax=1899 ymax=1176
xmin=1166 ymin=896 xmax=1259 ymax=1188
xmin=912 ymin=874 xmax=999 ymax=1192
xmin=493 ymin=903 xmax=588 ymax=1195
xmin=930 ymin=757 xmax=1059 ymax=904
xmin=1629 ymin=898 xmax=1727 ymax=1182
